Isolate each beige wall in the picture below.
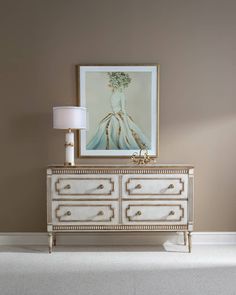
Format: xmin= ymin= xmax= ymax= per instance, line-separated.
xmin=1 ymin=0 xmax=236 ymax=232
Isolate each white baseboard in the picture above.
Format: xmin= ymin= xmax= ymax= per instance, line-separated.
xmin=0 ymin=232 xmax=236 ymax=246
xmin=192 ymin=232 xmax=236 ymax=245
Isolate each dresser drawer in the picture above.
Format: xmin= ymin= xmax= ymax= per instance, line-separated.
xmin=52 ymin=175 xmax=118 ymax=199
xmin=122 ymin=175 xmax=187 ymax=199
xmin=52 ymin=201 xmax=118 ymax=224
xmin=122 ymin=201 xmax=187 ymax=224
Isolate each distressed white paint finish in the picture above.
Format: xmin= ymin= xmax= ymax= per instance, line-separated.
xmin=52 ymin=200 xmax=119 ymax=225
xmin=122 ymin=174 xmax=188 ymax=199
xmin=47 ymin=165 xmax=194 ymax=252
xmin=122 ymin=200 xmax=187 ymax=225
xmin=52 ymin=174 xmax=119 ymax=199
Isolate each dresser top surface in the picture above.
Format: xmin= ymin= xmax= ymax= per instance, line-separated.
xmin=48 ymin=164 xmax=194 ymax=169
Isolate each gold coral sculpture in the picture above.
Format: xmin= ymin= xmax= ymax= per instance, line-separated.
xmin=131 ymin=148 xmax=153 ymax=165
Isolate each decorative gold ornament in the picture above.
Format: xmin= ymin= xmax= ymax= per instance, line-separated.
xmin=64 ymin=142 xmax=74 ymax=147
xmin=131 ymin=148 xmax=153 ymax=165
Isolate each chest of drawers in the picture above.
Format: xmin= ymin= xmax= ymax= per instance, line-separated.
xmin=47 ymin=165 xmax=194 ymax=253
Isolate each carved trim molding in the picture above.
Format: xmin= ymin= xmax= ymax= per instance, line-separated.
xmin=52 ymin=224 xmax=188 ymax=231
xmin=125 ymin=204 xmax=184 ymax=222
xmin=126 ymin=177 xmax=184 ymax=196
xmin=55 ymin=204 xmax=115 ymax=222
xmin=55 ymin=177 xmax=114 ymax=196
xmin=50 ymin=168 xmax=190 ymax=175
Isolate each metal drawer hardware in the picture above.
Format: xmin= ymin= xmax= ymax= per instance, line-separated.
xmin=66 ymin=211 xmax=71 ymax=216
xmin=168 ymin=184 xmax=174 ymax=189
xmin=97 ymin=184 xmax=104 ymax=189
xmin=97 ymin=210 xmax=104 ymax=216
xmin=135 ymin=184 xmax=142 ymax=189
xmin=135 ymin=210 xmax=142 ymax=216
xmin=64 ymin=184 xmax=71 ymax=189
xmin=169 ymin=210 xmax=175 ymax=216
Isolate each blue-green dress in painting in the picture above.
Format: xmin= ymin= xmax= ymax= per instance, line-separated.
xmin=87 ymin=72 xmax=150 ymax=150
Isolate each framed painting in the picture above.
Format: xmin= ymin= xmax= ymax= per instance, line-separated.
xmin=77 ymin=64 xmax=159 ymax=158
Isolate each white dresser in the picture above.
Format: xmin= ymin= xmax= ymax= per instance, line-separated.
xmin=47 ymin=165 xmax=194 ymax=253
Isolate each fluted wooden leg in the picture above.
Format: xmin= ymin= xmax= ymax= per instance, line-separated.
xmin=184 ymin=231 xmax=187 ymax=246
xmin=48 ymin=233 xmax=53 ymax=254
xmin=53 ymin=234 xmax=56 ymax=247
xmin=188 ymin=232 xmax=192 ymax=253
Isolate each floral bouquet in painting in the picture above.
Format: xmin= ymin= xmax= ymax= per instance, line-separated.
xmin=108 ymin=72 xmax=131 ymax=90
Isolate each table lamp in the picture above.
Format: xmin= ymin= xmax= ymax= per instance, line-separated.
xmin=53 ymin=106 xmax=87 ymax=166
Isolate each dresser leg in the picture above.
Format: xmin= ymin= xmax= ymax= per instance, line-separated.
xmin=48 ymin=233 xmax=53 ymax=254
xmin=184 ymin=231 xmax=187 ymax=246
xmin=53 ymin=234 xmax=56 ymax=247
xmin=188 ymin=232 xmax=192 ymax=253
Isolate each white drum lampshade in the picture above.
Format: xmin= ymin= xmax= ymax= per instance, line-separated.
xmin=53 ymin=106 xmax=87 ymax=166
xmin=53 ymin=106 xmax=87 ymax=130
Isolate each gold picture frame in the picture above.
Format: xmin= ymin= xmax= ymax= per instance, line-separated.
xmin=76 ymin=64 xmax=160 ymax=158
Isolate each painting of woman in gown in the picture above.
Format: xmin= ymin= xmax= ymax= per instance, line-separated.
xmin=78 ymin=65 xmax=158 ymax=157
xmin=87 ymin=72 xmax=150 ymax=151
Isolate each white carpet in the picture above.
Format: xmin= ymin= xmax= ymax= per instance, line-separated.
xmin=0 ymin=245 xmax=236 ymax=295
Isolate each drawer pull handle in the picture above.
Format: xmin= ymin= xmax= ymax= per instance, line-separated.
xmin=97 ymin=210 xmax=104 ymax=216
xmin=135 ymin=211 xmax=142 ymax=216
xmin=169 ymin=210 xmax=175 ymax=216
xmin=98 ymin=184 xmax=104 ymax=189
xmin=64 ymin=184 xmax=71 ymax=189
xmin=168 ymin=184 xmax=174 ymax=189
xmin=66 ymin=211 xmax=71 ymax=216
xmin=135 ymin=184 xmax=142 ymax=189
